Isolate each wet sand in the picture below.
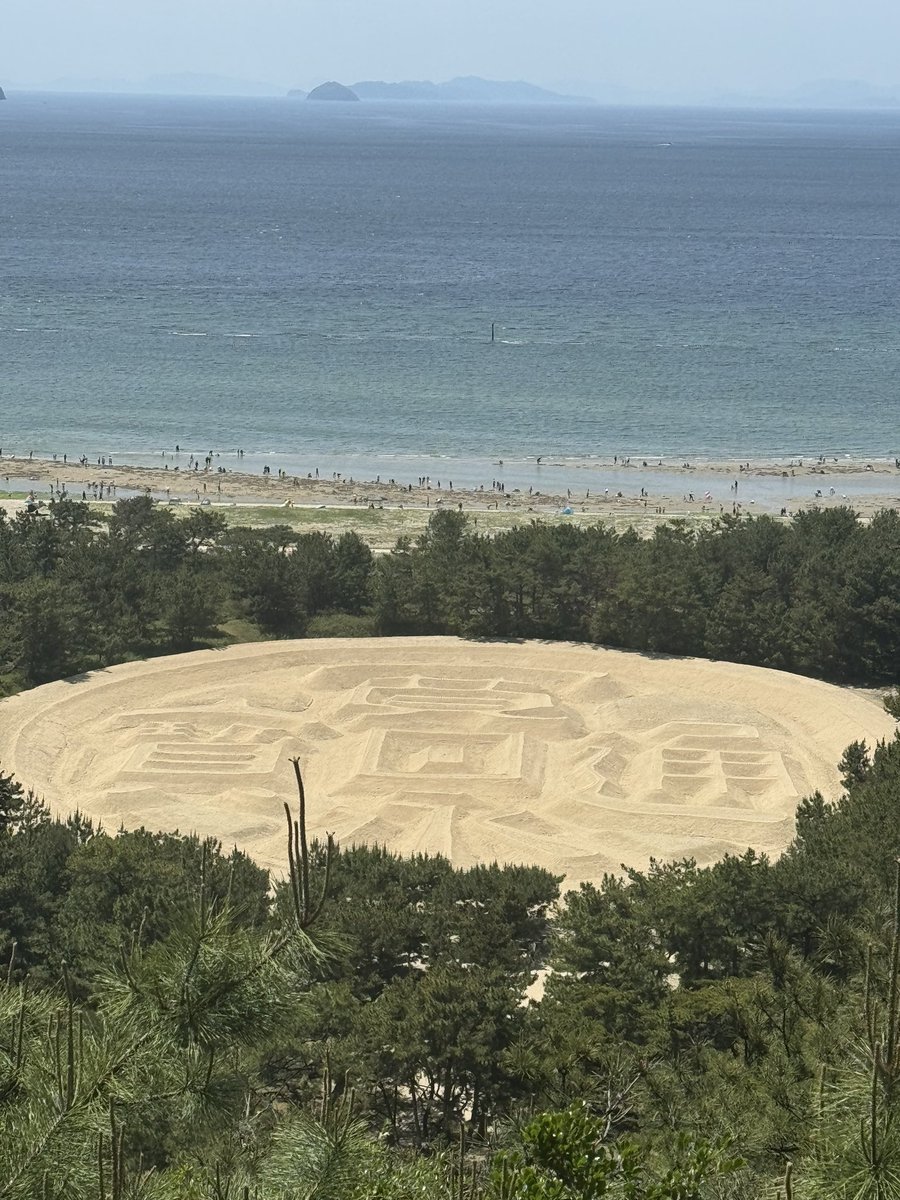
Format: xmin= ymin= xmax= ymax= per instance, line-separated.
xmin=3 ymin=450 xmax=900 ymax=524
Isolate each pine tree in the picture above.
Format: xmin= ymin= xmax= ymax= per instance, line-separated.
xmin=0 ymin=761 xmax=336 ymax=1199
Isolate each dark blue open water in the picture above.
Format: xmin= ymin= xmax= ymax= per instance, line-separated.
xmin=2 ymin=93 xmax=900 ymax=474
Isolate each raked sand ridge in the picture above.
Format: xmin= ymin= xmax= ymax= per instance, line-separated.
xmin=0 ymin=638 xmax=893 ymax=887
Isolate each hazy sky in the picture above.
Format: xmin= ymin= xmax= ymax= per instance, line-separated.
xmin=5 ymin=0 xmax=900 ymax=96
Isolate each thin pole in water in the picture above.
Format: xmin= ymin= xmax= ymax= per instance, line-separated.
xmin=491 ymin=323 xmax=495 ymax=343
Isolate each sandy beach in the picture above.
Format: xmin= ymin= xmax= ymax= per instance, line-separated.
xmin=0 ymin=637 xmax=892 ymax=888
xmin=3 ymin=450 xmax=900 ymax=531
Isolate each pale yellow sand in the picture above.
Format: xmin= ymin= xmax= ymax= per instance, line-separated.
xmin=6 ymin=452 xmax=900 ymax=523
xmin=0 ymin=638 xmax=893 ymax=887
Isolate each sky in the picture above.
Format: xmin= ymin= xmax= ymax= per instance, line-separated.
xmin=5 ymin=0 xmax=900 ymax=99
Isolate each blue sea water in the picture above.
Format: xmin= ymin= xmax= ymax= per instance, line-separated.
xmin=2 ymin=93 xmax=900 ymax=477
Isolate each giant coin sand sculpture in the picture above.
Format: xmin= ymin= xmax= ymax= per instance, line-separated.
xmin=0 ymin=638 xmax=893 ymax=885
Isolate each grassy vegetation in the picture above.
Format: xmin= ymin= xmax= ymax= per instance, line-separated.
xmin=0 ymin=492 xmax=724 ymax=552
xmin=307 ymin=612 xmax=378 ymax=637
xmin=209 ymin=616 xmax=277 ymax=646
xmin=213 ymin=501 xmax=721 ymax=549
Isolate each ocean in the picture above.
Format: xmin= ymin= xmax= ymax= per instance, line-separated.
xmin=2 ymin=93 xmax=900 ymax=485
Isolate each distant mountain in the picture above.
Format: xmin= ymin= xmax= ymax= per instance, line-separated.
xmin=306 ymin=81 xmax=360 ymax=102
xmin=17 ymin=71 xmax=900 ymax=110
xmin=351 ymin=76 xmax=589 ymax=103
xmin=351 ymin=80 xmax=442 ymax=101
xmin=0 ymin=87 xmax=5 ymax=101
xmin=138 ymin=73 xmax=284 ymax=96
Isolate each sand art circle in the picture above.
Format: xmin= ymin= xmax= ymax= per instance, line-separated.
xmin=0 ymin=638 xmax=893 ymax=885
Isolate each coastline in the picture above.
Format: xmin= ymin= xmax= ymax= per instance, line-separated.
xmin=3 ymin=448 xmax=900 ymax=527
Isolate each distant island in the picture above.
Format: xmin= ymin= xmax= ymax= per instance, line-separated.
xmin=288 ymin=76 xmax=588 ymax=104
xmin=14 ymin=71 xmax=900 ymax=109
xmin=0 ymin=87 xmax=5 ymax=101
xmin=306 ymin=81 xmax=359 ymax=102
xmin=355 ymin=76 xmax=587 ymax=103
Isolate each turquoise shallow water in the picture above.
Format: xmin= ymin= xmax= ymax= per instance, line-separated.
xmin=2 ymin=94 xmax=900 ymax=469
